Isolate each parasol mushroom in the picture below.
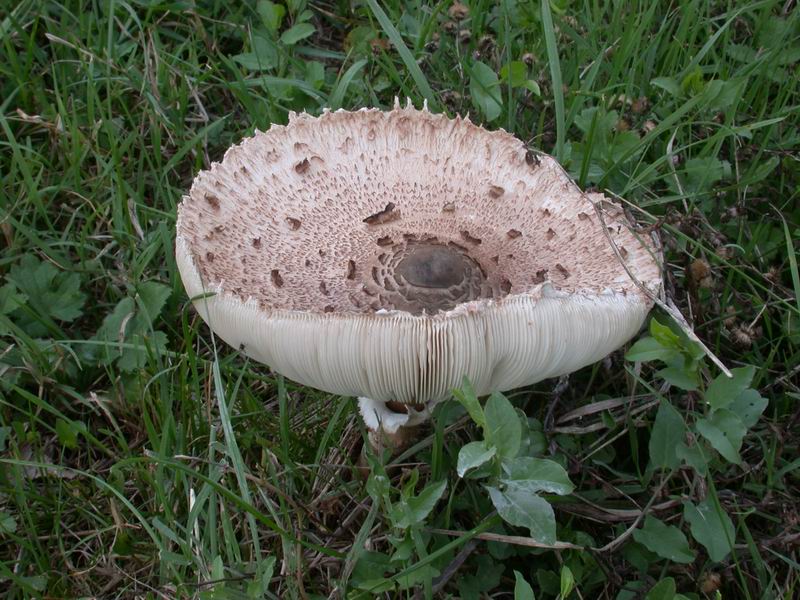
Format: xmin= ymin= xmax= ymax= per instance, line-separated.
xmin=176 ymin=101 xmax=662 ymax=452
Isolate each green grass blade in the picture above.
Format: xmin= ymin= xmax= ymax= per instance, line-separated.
xmin=329 ymin=58 xmax=368 ymax=109
xmin=365 ymin=0 xmax=437 ymax=109
xmin=212 ymin=359 xmax=262 ymax=558
xmin=779 ymin=211 xmax=800 ymax=315
xmin=541 ymin=0 xmax=565 ymax=159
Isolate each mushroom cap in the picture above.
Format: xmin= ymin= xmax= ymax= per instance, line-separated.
xmin=176 ymin=105 xmax=662 ymax=404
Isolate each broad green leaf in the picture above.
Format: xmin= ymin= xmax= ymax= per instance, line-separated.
xmin=502 ymin=457 xmax=574 ymax=495
xmin=234 ymin=35 xmax=279 ymax=71
xmin=305 ymin=61 xmax=325 ymax=89
xmin=645 ymin=577 xmax=676 ymax=600
xmin=55 ymin=418 xmax=80 ymax=449
xmin=0 ymin=511 xmax=17 ymax=534
xmin=684 ymin=499 xmax=735 ymax=562
xmin=0 ymin=283 xmax=26 ymax=335
xmin=457 ymin=441 xmax=496 ymax=477
xmin=622 ymin=541 xmax=658 ymax=574
xmin=560 ymin=566 xmax=575 ymax=599
xmin=535 ymin=569 xmax=561 ymax=596
xmin=389 ymin=536 xmax=414 ymax=562
xmin=7 ymin=255 xmax=86 ymax=333
xmin=519 ymin=415 xmax=547 ymax=457
xmin=726 ymin=43 xmax=756 ymax=63
xmin=574 ymin=106 xmax=618 ymax=135
xmin=488 ymin=486 xmax=556 ymax=545
xmin=746 ymin=155 xmax=780 ymax=185
xmin=400 ymin=468 xmax=420 ymax=499
xmin=650 ymin=318 xmax=682 ymax=349
xmin=458 ymin=554 xmax=505 ymax=599
xmin=397 ymin=565 xmax=440 ymax=590
xmin=392 ymin=479 xmax=447 ymax=529
xmin=117 ymin=331 xmax=167 ymax=371
xmin=246 ymin=556 xmax=276 ymax=598
xmin=484 ymin=392 xmax=521 ymax=460
xmin=257 ymin=0 xmax=285 ymax=33
xmin=486 ymin=522 xmax=514 ymax=560
xmin=651 ymin=76 xmax=680 ymax=96
xmin=625 ymin=337 xmax=679 ymax=363
xmin=500 ymin=61 xmax=528 ymax=87
xmin=632 ymin=516 xmax=695 ymax=564
xmin=514 ymin=570 xmax=535 ymax=600
xmin=233 ymin=52 xmax=274 ymax=71
xmin=211 ymin=555 xmax=225 ymax=580
xmin=93 ymin=297 xmax=134 ymax=351
xmin=649 ymin=400 xmax=686 ymax=470
xmin=656 ymin=367 xmax=699 ymax=391
xmin=280 ymin=23 xmax=315 ymax=45
xmin=669 ymin=156 xmax=732 ymax=195
xmin=521 ymin=79 xmax=541 ymax=95
xmin=681 ymin=67 xmax=704 ymax=95
xmin=497 ymin=61 xmax=541 ymax=94
xmin=453 ymin=376 xmax=485 ymax=427
xmin=92 ymin=288 xmax=170 ymax=372
xmin=351 ymin=551 xmax=392 ymax=591
xmin=705 ymin=366 xmax=756 ymax=411
xmin=675 ymin=442 xmax=709 ymax=476
xmin=19 ymin=576 xmax=46 ymax=592
xmin=728 ymin=389 xmax=767 ymax=428
xmin=470 ymin=61 xmax=503 ymax=121
xmin=255 ymin=35 xmax=279 ymax=65
xmin=696 ymin=409 xmax=746 ymax=464
xmin=366 ymin=472 xmax=390 ymax=502
xmin=703 ymin=78 xmax=746 ymax=110
xmin=136 ymin=281 xmax=171 ymax=326
xmin=0 ymin=282 xmax=25 ymax=315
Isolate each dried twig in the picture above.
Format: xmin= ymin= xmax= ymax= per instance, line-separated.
xmin=428 ymin=528 xmax=583 ymax=550
xmin=560 ymin=499 xmax=682 ymax=523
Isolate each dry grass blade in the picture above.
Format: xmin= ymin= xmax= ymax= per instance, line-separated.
xmin=428 ymin=528 xmax=583 ymax=550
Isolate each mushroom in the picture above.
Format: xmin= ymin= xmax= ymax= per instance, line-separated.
xmin=176 ymin=101 xmax=662 ymax=451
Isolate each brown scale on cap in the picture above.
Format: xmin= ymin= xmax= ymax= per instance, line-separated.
xmin=525 ymin=149 xmax=541 ymax=167
xmin=205 ymin=194 xmax=220 ymax=210
xmin=488 ymin=185 xmax=505 ymax=199
xmin=363 ymin=202 xmax=400 ymax=225
xmin=460 ymin=230 xmax=482 ymax=246
xmin=177 ymin=107 xmax=661 ymax=316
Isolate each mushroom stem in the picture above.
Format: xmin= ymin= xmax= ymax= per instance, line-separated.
xmin=357 ymin=396 xmax=431 ymax=454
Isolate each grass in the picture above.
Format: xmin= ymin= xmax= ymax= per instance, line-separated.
xmin=1 ymin=0 xmax=799 ymax=598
